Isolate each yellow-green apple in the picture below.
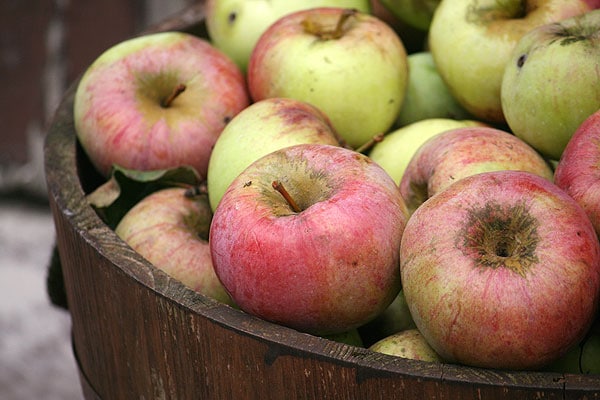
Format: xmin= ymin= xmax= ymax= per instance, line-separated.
xmin=323 ymin=329 xmax=364 ymax=347
xmin=395 ymin=51 xmax=472 ymax=127
xmin=209 ymin=143 xmax=409 ymax=335
xmin=206 ymin=97 xmax=343 ymax=212
xmin=428 ymin=0 xmax=589 ymax=124
xmin=73 ymin=31 xmax=249 ymax=179
xmin=554 ymin=109 xmax=600 ymax=236
xmin=359 ymin=289 xmax=416 ymax=346
xmin=205 ymin=0 xmax=371 ymax=73
xmin=399 ymin=126 xmax=554 ymax=214
xmin=501 ymin=10 xmax=600 ymax=161
xmin=544 ymin=329 xmax=600 ymax=374
xmin=400 ymin=170 xmax=600 ymax=370
xmin=369 ymin=329 xmax=443 ymax=362
xmin=115 ymin=187 xmax=234 ymax=305
xmin=367 ymin=118 xmax=486 ymax=185
xmin=247 ymin=7 xmax=409 ymax=149
xmin=378 ymin=0 xmax=440 ymax=31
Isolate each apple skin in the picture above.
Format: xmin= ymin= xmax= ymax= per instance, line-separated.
xmin=400 ymin=170 xmax=600 ymax=370
xmin=428 ymin=0 xmax=589 ymax=124
xmin=210 ymin=143 xmax=409 ymax=335
xmin=367 ymin=118 xmax=486 ymax=185
xmin=501 ymin=10 xmax=600 ymax=161
xmin=115 ymin=187 xmax=234 ymax=306
xmin=378 ymin=0 xmax=440 ymax=31
xmin=206 ymin=97 xmax=343 ymax=212
xmin=205 ymin=0 xmax=371 ymax=72
xmin=73 ymin=31 xmax=249 ymax=179
xmin=554 ymin=109 xmax=600 ymax=237
xmin=369 ymin=329 xmax=443 ymax=362
xmin=395 ymin=51 xmax=472 ymax=128
xmin=399 ymin=126 xmax=555 ymax=214
xmin=247 ymin=7 xmax=409 ymax=150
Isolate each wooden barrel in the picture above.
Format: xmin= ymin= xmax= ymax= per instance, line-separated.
xmin=44 ymin=3 xmax=600 ymax=399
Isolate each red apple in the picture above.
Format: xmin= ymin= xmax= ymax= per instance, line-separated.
xmin=74 ymin=31 xmax=249 ymax=178
xmin=399 ymin=126 xmax=554 ymax=213
xmin=554 ymin=109 xmax=600 ymax=237
xmin=115 ymin=187 xmax=234 ymax=305
xmin=210 ymin=143 xmax=409 ymax=335
xmin=400 ymin=170 xmax=600 ymax=370
xmin=247 ymin=7 xmax=408 ymax=150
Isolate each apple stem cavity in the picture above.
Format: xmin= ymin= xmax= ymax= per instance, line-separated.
xmin=272 ymin=180 xmax=301 ymax=213
xmin=355 ymin=133 xmax=385 ymax=154
xmin=462 ymin=201 xmax=539 ymax=277
xmin=161 ymin=83 xmax=187 ymax=108
xmin=302 ymin=8 xmax=357 ymax=40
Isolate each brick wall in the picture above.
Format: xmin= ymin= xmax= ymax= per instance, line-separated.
xmin=0 ymin=0 xmax=195 ymax=196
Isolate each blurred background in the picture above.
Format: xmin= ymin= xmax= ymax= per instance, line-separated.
xmin=0 ymin=1 xmax=195 ymax=399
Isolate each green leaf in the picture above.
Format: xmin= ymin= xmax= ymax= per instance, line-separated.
xmin=87 ymin=164 xmax=204 ymax=229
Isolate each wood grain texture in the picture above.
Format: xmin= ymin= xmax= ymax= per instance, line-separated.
xmin=44 ymin=2 xmax=600 ymax=399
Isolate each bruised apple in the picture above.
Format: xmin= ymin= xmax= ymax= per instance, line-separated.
xmin=210 ymin=144 xmax=409 ymax=335
xmin=400 ymin=170 xmax=600 ymax=370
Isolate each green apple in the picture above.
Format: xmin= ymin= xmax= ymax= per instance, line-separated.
xmin=205 ymin=0 xmax=371 ymax=72
xmin=368 ymin=118 xmax=486 ymax=184
xmin=358 ymin=289 xmax=416 ymax=346
xmin=206 ymin=98 xmax=342 ymax=211
xmin=378 ymin=0 xmax=440 ymax=31
xmin=544 ymin=330 xmax=600 ymax=374
xmin=501 ymin=9 xmax=600 ymax=161
xmin=396 ymin=51 xmax=472 ymax=127
xmin=248 ymin=7 xmax=409 ymax=150
xmin=428 ymin=0 xmax=590 ymax=124
xmin=323 ymin=329 xmax=364 ymax=347
xmin=369 ymin=329 xmax=443 ymax=362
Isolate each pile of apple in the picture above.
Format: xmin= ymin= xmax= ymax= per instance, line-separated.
xmin=73 ymin=0 xmax=600 ymax=373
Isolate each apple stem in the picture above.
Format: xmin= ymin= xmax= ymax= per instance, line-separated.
xmin=355 ymin=133 xmax=385 ymax=154
xmin=161 ymin=83 xmax=186 ymax=108
xmin=302 ymin=8 xmax=357 ymax=40
xmin=272 ymin=180 xmax=301 ymax=213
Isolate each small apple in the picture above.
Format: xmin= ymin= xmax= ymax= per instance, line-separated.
xmin=400 ymin=170 xmax=600 ymax=370
xmin=323 ymin=329 xmax=364 ymax=347
xmin=248 ymin=7 xmax=409 ymax=150
xmin=358 ymin=289 xmax=416 ymax=346
xmin=210 ymin=143 xmax=409 ymax=335
xmin=73 ymin=31 xmax=249 ymax=179
xmin=115 ymin=187 xmax=234 ymax=306
xmin=544 ymin=330 xmax=600 ymax=374
xmin=369 ymin=329 xmax=443 ymax=362
xmin=395 ymin=51 xmax=473 ymax=128
xmin=399 ymin=126 xmax=554 ymax=214
xmin=205 ymin=0 xmax=371 ymax=72
xmin=501 ymin=9 xmax=600 ymax=161
xmin=428 ymin=0 xmax=589 ymax=124
xmin=206 ymin=97 xmax=343 ymax=212
xmin=554 ymin=109 xmax=600 ymax=237
xmin=367 ymin=118 xmax=486 ymax=185
xmin=378 ymin=0 xmax=440 ymax=31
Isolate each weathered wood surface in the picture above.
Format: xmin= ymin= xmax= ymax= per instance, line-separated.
xmin=44 ymin=3 xmax=600 ymax=399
